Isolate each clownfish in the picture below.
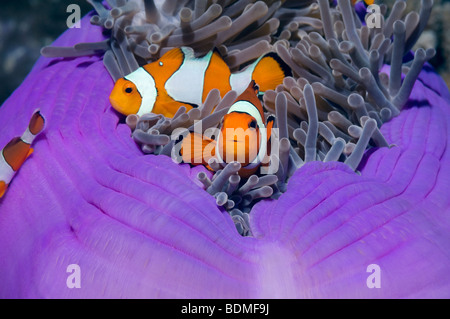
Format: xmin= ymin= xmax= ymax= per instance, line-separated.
xmin=0 ymin=110 xmax=45 ymax=199
xmin=110 ymin=46 xmax=290 ymax=118
xmin=179 ymin=81 xmax=274 ymax=178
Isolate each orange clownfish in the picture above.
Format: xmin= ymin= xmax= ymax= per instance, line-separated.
xmin=180 ymin=81 xmax=274 ymax=178
xmin=0 ymin=110 xmax=45 ymax=199
xmin=109 ymin=46 xmax=290 ymax=118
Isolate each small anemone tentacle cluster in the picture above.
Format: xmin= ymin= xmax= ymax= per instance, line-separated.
xmin=42 ymin=0 xmax=435 ymax=236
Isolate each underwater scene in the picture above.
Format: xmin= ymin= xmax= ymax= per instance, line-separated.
xmin=0 ymin=0 xmax=449 ymax=299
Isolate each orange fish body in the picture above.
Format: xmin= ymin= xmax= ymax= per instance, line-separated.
xmin=110 ymin=47 xmax=289 ymax=118
xmin=180 ymin=81 xmax=274 ymax=177
xmin=0 ymin=110 xmax=45 ymax=198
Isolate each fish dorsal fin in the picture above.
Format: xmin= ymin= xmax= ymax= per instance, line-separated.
xmin=160 ymin=47 xmax=185 ymax=63
xmin=142 ymin=48 xmax=185 ymax=87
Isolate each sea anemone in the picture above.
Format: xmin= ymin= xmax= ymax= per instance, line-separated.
xmin=0 ymin=0 xmax=449 ymax=298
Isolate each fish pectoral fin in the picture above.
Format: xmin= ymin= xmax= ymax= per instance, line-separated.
xmin=26 ymin=148 xmax=34 ymax=159
xmin=152 ymin=100 xmax=194 ymax=118
xmin=0 ymin=181 xmax=7 ymax=199
xmin=179 ymin=101 xmax=199 ymax=109
xmin=180 ymin=132 xmax=216 ymax=166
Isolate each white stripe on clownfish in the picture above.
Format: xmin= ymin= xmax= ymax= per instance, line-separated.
xmin=165 ymin=48 xmax=213 ymax=107
xmin=124 ymin=67 xmax=157 ymax=116
xmin=229 ymin=54 xmax=269 ymax=97
xmin=20 ymin=129 xmax=34 ymax=145
xmin=0 ymin=154 xmax=15 ymax=186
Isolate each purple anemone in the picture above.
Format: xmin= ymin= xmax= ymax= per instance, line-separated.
xmin=1 ymin=5 xmax=450 ymax=298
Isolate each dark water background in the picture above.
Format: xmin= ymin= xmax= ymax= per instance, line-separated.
xmin=0 ymin=0 xmax=92 ymax=106
xmin=0 ymin=0 xmax=448 ymax=106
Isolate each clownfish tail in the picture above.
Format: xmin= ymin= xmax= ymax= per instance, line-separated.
xmin=251 ymin=52 xmax=291 ymax=94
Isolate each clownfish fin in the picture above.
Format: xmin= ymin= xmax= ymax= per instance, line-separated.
xmin=26 ymin=148 xmax=34 ymax=159
xmin=180 ymin=132 xmax=216 ymax=166
xmin=0 ymin=181 xmax=7 ymax=199
xmin=157 ymin=47 xmax=185 ymax=63
xmin=266 ymin=114 xmax=275 ymax=141
xmin=251 ymin=52 xmax=291 ymax=93
xmin=153 ymin=99 xmax=195 ymax=118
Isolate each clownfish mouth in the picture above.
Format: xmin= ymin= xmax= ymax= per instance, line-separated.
xmin=109 ymin=97 xmax=122 ymax=113
xmin=109 ymin=94 xmax=134 ymax=116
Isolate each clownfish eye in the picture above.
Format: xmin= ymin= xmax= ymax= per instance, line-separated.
xmin=249 ymin=120 xmax=257 ymax=129
xmin=123 ymin=82 xmax=135 ymax=95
